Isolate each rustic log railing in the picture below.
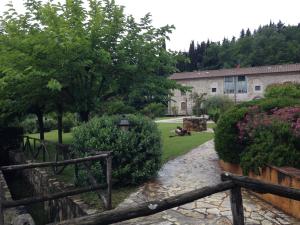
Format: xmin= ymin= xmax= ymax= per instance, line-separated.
xmin=41 ymin=172 xmax=300 ymax=225
xmin=0 ymin=150 xmax=113 ymax=225
xmin=21 ymin=135 xmax=114 ymax=205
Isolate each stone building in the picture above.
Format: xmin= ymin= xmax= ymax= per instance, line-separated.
xmin=168 ymin=63 xmax=300 ymax=115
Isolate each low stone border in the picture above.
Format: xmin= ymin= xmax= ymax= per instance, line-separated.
xmin=219 ymin=160 xmax=300 ymax=219
xmin=8 ymin=150 xmax=100 ymax=223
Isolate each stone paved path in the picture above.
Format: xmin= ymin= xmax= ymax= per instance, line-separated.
xmin=116 ymin=140 xmax=300 ymax=225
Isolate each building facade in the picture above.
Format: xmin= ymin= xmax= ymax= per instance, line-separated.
xmin=168 ymin=63 xmax=300 ymax=115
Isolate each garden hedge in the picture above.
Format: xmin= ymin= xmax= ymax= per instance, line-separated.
xmin=72 ymin=114 xmax=162 ymax=185
xmin=215 ymin=97 xmax=300 ymax=174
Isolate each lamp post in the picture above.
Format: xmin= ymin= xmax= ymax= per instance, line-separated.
xmin=118 ymin=116 xmax=130 ymax=131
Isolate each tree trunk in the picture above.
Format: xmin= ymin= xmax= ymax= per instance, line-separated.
xmin=79 ymin=111 xmax=89 ymax=122
xmin=57 ymin=108 xmax=63 ymax=144
xmin=36 ymin=111 xmax=44 ymax=140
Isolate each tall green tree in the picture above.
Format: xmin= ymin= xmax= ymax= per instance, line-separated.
xmin=0 ymin=0 xmax=184 ymax=139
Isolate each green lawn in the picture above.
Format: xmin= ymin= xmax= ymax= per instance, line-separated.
xmin=158 ymin=123 xmax=214 ymax=162
xmin=207 ymin=122 xmax=217 ymax=129
xmin=29 ymin=123 xmax=214 ymax=209
xmin=30 ymin=123 xmax=214 ymax=162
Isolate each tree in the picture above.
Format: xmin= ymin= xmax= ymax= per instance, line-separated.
xmin=177 ymin=21 xmax=300 ymax=72
xmin=0 ymin=0 xmax=184 ymax=139
xmin=188 ymin=40 xmax=197 ymax=71
xmin=240 ymin=29 xmax=245 ymax=38
xmin=190 ymin=92 xmax=207 ymax=116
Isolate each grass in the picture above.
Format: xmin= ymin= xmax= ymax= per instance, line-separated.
xmin=207 ymin=122 xmax=217 ymax=129
xmin=158 ymin=123 xmax=214 ymax=162
xmin=28 ymin=123 xmax=214 ymax=209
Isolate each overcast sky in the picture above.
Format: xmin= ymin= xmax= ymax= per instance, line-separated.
xmin=1 ymin=0 xmax=300 ymax=51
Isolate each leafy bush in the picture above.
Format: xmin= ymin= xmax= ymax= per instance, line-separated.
xmin=240 ymin=121 xmax=300 ymax=174
xmin=265 ymin=82 xmax=300 ymax=99
xmin=43 ymin=118 xmax=57 ymax=132
xmin=202 ymin=95 xmax=234 ymax=122
xmin=141 ymin=103 xmax=166 ymax=119
xmin=72 ymin=114 xmax=162 ymax=185
xmin=21 ymin=118 xmax=37 ymax=134
xmin=215 ymin=97 xmax=300 ymax=173
xmin=190 ymin=92 xmax=207 ymax=117
xmin=171 ymin=106 xmax=178 ymax=116
xmin=100 ymin=100 xmax=135 ymax=115
xmin=63 ymin=113 xmax=77 ymax=133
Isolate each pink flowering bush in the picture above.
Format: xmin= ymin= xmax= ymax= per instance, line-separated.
xmin=214 ymin=97 xmax=300 ymax=174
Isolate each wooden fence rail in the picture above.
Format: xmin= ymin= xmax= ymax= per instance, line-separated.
xmin=0 ymin=154 xmax=110 ymax=171
xmin=2 ymin=184 xmax=107 ymax=209
xmin=0 ymin=151 xmax=113 ymax=225
xmin=47 ymin=172 xmax=300 ymax=225
xmin=47 ymin=181 xmax=236 ymax=225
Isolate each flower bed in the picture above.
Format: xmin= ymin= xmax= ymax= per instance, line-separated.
xmin=215 ymin=98 xmax=300 ymax=174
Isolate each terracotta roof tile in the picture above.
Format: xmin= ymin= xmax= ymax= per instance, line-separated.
xmin=170 ymin=63 xmax=300 ymax=80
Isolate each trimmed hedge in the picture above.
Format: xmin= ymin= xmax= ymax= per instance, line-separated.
xmin=215 ymin=97 xmax=300 ymax=173
xmin=72 ymin=114 xmax=162 ymax=185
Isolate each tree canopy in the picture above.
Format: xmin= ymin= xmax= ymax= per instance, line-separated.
xmin=0 ymin=0 xmax=183 ymax=137
xmin=177 ymin=21 xmax=300 ymax=72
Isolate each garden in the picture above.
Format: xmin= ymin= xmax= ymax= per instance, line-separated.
xmin=27 ymin=116 xmax=214 ymax=209
xmin=215 ymin=82 xmax=300 ymax=174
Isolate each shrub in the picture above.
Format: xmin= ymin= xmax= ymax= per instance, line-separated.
xmin=141 ymin=103 xmax=166 ymax=119
xmin=202 ymin=95 xmax=234 ymax=122
xmin=21 ymin=118 xmax=37 ymax=134
xmin=63 ymin=113 xmax=77 ymax=133
xmin=215 ymin=97 xmax=300 ymax=173
xmin=97 ymin=100 xmax=135 ymax=115
xmin=171 ymin=106 xmax=178 ymax=116
xmin=214 ymin=105 xmax=248 ymax=164
xmin=240 ymin=121 xmax=300 ymax=174
xmin=265 ymin=82 xmax=300 ymax=99
xmin=72 ymin=114 xmax=162 ymax=185
xmin=43 ymin=118 xmax=56 ymax=132
xmin=190 ymin=92 xmax=207 ymax=117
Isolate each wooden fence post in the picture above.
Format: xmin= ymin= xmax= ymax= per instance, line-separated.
xmin=230 ymin=186 xmax=245 ymax=225
xmin=106 ymin=156 xmax=112 ymax=210
xmin=0 ymin=181 xmax=4 ymax=225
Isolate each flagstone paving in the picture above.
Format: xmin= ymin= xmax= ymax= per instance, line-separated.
xmin=116 ymin=140 xmax=300 ymax=225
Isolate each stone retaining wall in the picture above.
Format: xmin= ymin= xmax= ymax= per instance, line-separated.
xmin=9 ymin=150 xmax=99 ymax=223
xmin=0 ymin=170 xmax=35 ymax=225
xmin=219 ymin=160 xmax=300 ymax=219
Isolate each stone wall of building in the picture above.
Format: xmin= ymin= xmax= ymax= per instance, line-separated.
xmin=169 ymin=72 xmax=300 ymax=115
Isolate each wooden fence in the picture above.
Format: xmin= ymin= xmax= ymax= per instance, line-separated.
xmin=0 ymin=136 xmax=113 ymax=225
xmin=1 ymin=168 xmax=300 ymax=225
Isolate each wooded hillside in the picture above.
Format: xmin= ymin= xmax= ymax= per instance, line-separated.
xmin=176 ymin=21 xmax=300 ymax=72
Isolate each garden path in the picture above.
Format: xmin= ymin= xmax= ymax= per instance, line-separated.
xmin=116 ymin=140 xmax=300 ymax=225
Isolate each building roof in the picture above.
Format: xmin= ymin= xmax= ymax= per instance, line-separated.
xmin=170 ymin=63 xmax=300 ymax=80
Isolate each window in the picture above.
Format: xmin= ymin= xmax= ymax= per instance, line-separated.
xmin=236 ymin=76 xmax=247 ymax=93
xmin=224 ymin=76 xmax=247 ymax=94
xmin=255 ymin=85 xmax=261 ymax=91
xmin=181 ymin=102 xmax=187 ymax=111
xmin=212 ymin=88 xmax=217 ymax=93
xmin=224 ymin=76 xmax=235 ymax=94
